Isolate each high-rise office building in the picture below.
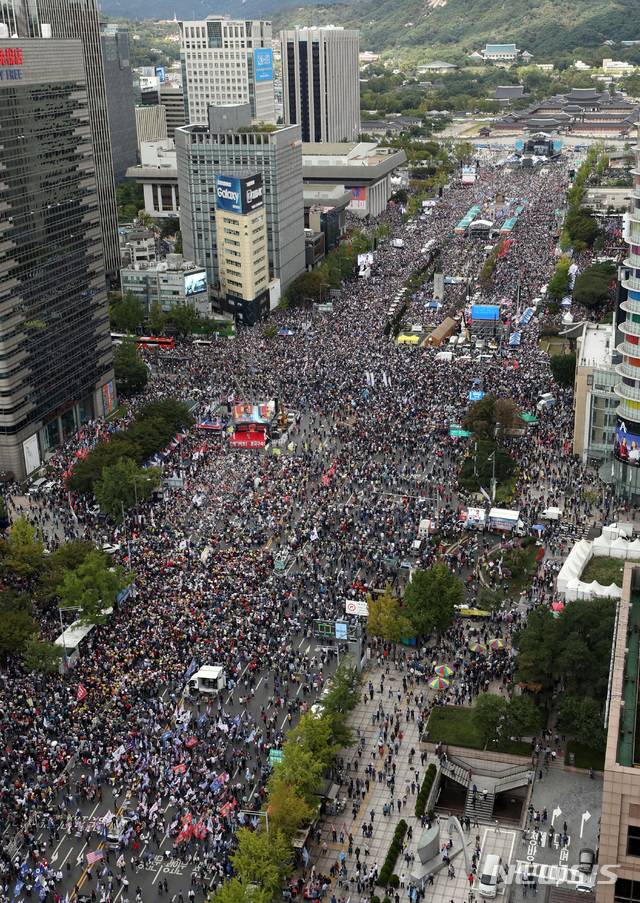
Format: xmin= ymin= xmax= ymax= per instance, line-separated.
xmin=281 ymin=27 xmax=360 ymax=143
xmin=179 ymin=16 xmax=275 ymax=124
xmin=614 ymin=129 xmax=640 ymax=502
xmin=175 ymin=104 xmax=305 ymax=310
xmin=100 ymin=23 xmax=137 ymax=185
xmin=0 ymin=0 xmax=120 ymax=278
xmin=0 ymin=37 xmax=115 ymax=479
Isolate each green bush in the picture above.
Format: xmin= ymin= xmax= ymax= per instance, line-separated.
xmin=371 ymin=896 xmax=381 ymax=903
xmin=383 ymin=897 xmax=392 ymax=903
xmin=415 ymin=763 xmax=437 ymax=816
xmin=428 ymin=808 xmax=436 ymax=820
xmin=377 ymin=820 xmax=408 ymax=885
xmin=389 ymin=875 xmax=400 ymax=889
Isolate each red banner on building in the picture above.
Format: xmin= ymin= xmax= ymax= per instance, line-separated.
xmin=230 ymin=431 xmax=266 ymax=448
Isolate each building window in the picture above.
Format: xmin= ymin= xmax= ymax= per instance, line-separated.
xmin=587 ymin=375 xmax=593 ymax=386
xmin=628 ymin=827 xmax=640 ymax=857
xmin=615 ymin=878 xmax=640 ymax=902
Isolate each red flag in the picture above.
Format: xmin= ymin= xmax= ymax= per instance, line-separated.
xmin=77 ymin=684 xmax=87 ymax=702
xmin=174 ymin=763 xmax=187 ymax=775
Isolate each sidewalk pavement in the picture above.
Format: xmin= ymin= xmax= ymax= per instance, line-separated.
xmin=309 ymin=665 xmax=499 ymax=899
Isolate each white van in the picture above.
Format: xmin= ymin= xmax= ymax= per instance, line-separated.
xmin=29 ymin=477 xmax=47 ymax=495
xmin=479 ymin=854 xmax=503 ymax=898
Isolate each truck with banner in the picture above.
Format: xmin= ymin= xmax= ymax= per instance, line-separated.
xmin=487 ymin=508 xmax=525 ymax=535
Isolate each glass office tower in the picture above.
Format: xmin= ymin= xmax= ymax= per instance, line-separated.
xmin=0 ymin=37 xmax=115 ymax=478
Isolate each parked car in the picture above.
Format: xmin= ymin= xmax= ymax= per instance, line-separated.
xmin=578 ymin=849 xmax=596 ymax=874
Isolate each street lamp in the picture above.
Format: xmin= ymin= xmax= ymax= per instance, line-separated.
xmin=133 ymin=474 xmax=152 ymax=512
xmin=58 ymin=605 xmax=82 ymax=671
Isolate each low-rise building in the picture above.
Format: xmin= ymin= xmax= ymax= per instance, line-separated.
xmin=126 ymin=139 xmax=179 ymax=219
xmin=301 ymin=142 xmax=406 ymax=219
xmin=121 ymin=254 xmax=209 ymax=316
xmin=481 ymin=43 xmax=521 ymax=62
xmin=119 ymin=227 xmax=157 ymax=268
xmin=572 ymin=322 xmax=618 ymax=466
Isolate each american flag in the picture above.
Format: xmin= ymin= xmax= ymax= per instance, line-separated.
xmin=86 ymin=850 xmax=103 ymax=867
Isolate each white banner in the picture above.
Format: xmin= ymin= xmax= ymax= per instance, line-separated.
xmin=345 ymin=599 xmax=369 ymax=616
xmin=23 ymin=434 xmax=40 ymax=475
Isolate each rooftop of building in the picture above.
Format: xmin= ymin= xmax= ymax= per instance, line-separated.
xmin=578 ymin=322 xmax=612 ymax=369
xmin=484 ymin=44 xmax=517 ymax=52
xmin=302 ymin=142 xmax=404 ymax=166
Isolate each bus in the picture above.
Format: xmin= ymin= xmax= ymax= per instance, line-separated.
xmin=111 ymin=333 xmax=175 ymax=350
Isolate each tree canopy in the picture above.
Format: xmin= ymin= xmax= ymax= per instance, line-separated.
xmin=94 ymin=459 xmax=161 ymax=520
xmin=513 ymin=599 xmax=616 ymax=709
xmin=59 ymin=551 xmax=128 ymax=625
xmin=367 ymin=586 xmax=413 ymax=654
xmin=114 ymin=336 xmax=149 ymax=395
xmin=402 ymin=563 xmax=462 ymax=637
xmin=110 ymin=290 xmax=145 ymax=333
xmin=549 ymin=352 xmax=576 ymax=388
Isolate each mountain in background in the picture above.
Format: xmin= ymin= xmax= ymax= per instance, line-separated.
xmin=271 ymin=0 xmax=640 ymax=57
xmin=100 ymin=0 xmax=640 ymax=57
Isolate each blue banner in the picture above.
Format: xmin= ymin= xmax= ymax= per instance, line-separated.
xmin=254 ymin=48 xmax=273 ymax=82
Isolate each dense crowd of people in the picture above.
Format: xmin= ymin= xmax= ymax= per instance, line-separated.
xmin=0 ymin=156 xmax=626 ymax=903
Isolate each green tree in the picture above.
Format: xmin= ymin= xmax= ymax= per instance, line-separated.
xmin=94 ymin=460 xmax=160 ymax=519
xmin=402 ymin=563 xmax=462 ymax=638
xmin=265 ymin=781 xmax=313 ymax=839
xmin=462 ymin=394 xmax=496 ymax=439
xmin=503 ymin=694 xmax=541 ymax=740
xmin=59 ymin=551 xmax=127 ymax=625
xmin=367 ymin=587 xmax=414 ymax=656
xmin=0 ymin=516 xmax=44 ymax=578
xmin=22 ymin=635 xmax=64 ymax=674
xmin=321 ymin=660 xmax=361 ymax=715
xmin=111 ymin=291 xmax=145 ymax=334
xmin=114 ymin=336 xmax=149 ymax=395
xmin=547 ymin=263 xmax=571 ymax=300
xmin=549 ymin=352 xmax=576 ymax=388
xmin=211 ymin=878 xmax=270 ymax=903
xmin=473 ymin=693 xmax=508 ymax=749
xmin=0 ymin=593 xmax=38 ymax=656
xmin=148 ymin=302 xmax=167 ymax=335
xmin=558 ymin=695 xmax=606 ymax=751
xmin=269 ymin=726 xmax=324 ymax=808
xmin=36 ymin=540 xmax=96 ymax=603
xmin=160 ymin=216 xmax=180 ymax=239
xmin=231 ymin=828 xmax=293 ymax=899
xmin=174 ymin=231 xmax=183 ymax=254
xmin=171 ymin=303 xmax=197 ymax=336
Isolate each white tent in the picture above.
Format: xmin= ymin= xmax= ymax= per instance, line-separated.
xmin=627 ymin=538 xmax=640 ymax=557
xmin=610 ymin=536 xmax=632 ymax=559
xmin=557 ymin=540 xmax=592 ymax=593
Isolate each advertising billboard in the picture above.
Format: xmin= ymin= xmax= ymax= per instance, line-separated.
xmin=254 ymin=48 xmax=273 ymax=82
xmin=466 ymin=507 xmax=486 ymax=527
xmin=155 ymin=66 xmax=166 ymax=82
xmin=103 ymin=380 xmax=115 ymax=417
xmin=215 ymin=174 xmax=263 ymax=215
xmin=614 ymin=425 xmax=640 ymax=465
xmin=357 ymin=252 xmax=374 ymax=267
xmin=346 ymin=186 xmax=367 ymax=211
xmin=23 ymin=434 xmax=40 ymax=475
xmin=233 ymin=403 xmax=270 ymax=425
xmin=184 ymin=271 xmax=207 ymax=296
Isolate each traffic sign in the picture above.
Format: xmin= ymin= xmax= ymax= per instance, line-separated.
xmin=269 ymin=749 xmax=283 ymax=764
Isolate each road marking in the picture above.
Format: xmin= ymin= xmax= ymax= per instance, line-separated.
xmin=552 ymin=806 xmax=562 ymax=826
xmin=580 ymin=811 xmax=591 ymax=838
